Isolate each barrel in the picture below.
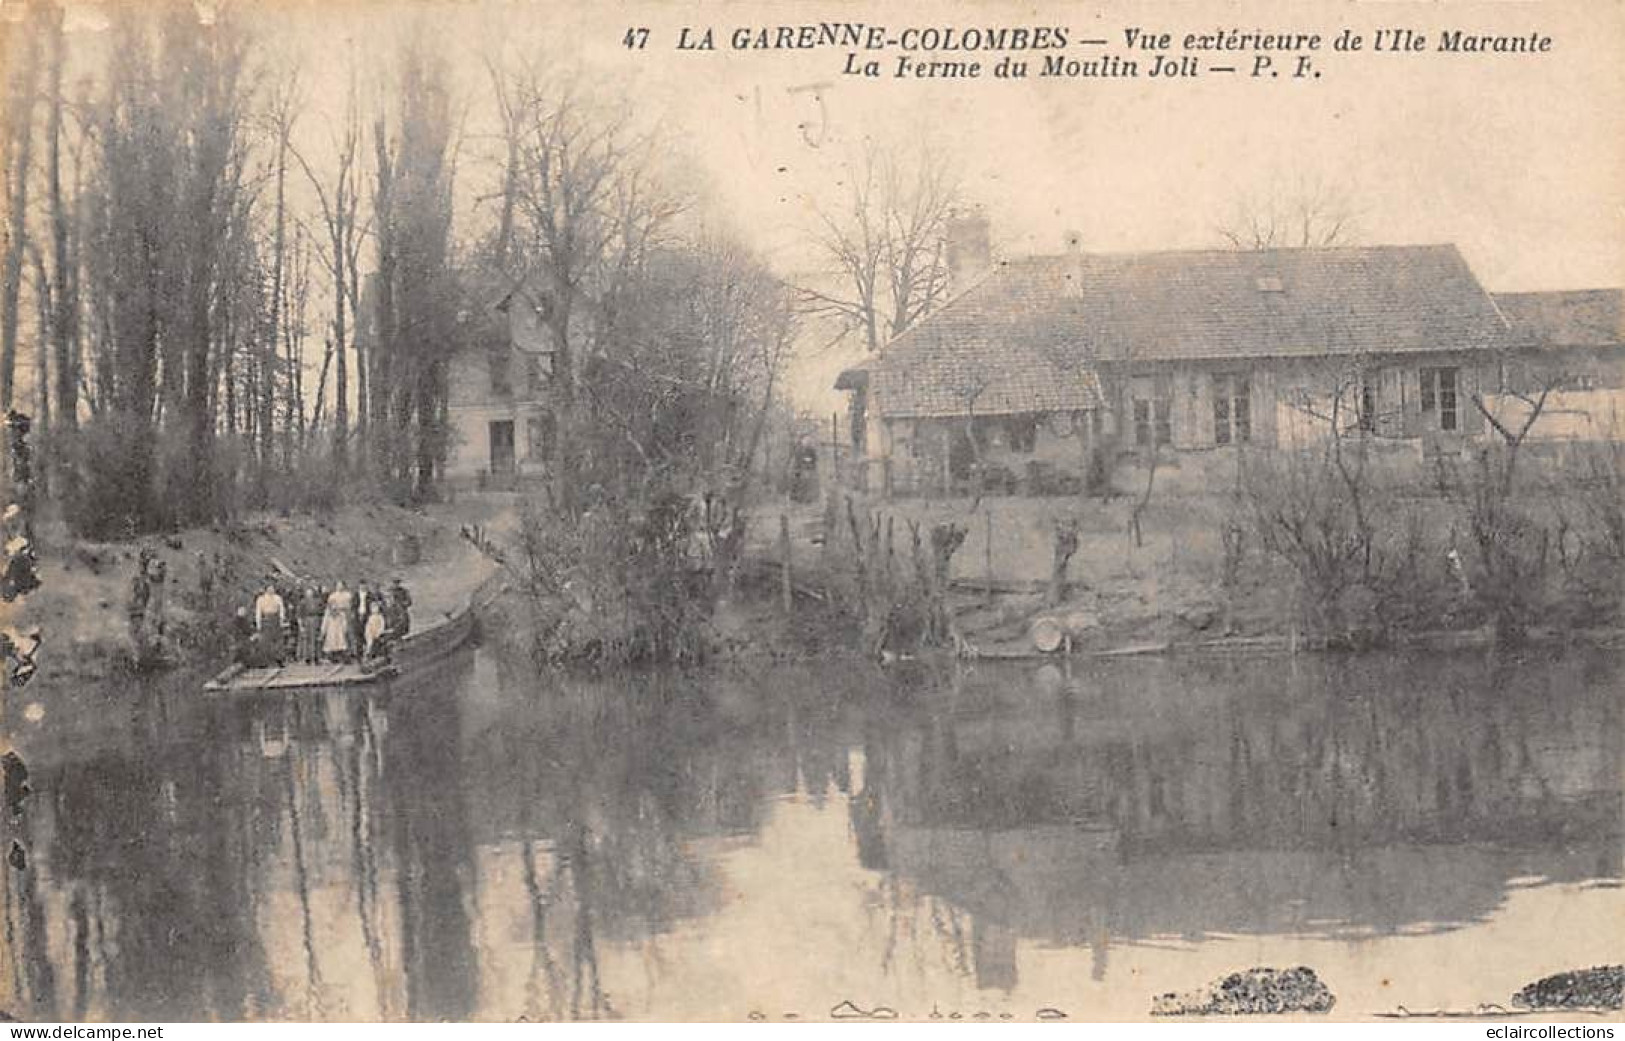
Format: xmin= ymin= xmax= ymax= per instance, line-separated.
xmin=1030 ymin=616 xmax=1065 ymax=654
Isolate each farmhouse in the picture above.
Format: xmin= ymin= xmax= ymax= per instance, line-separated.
xmin=834 ymin=218 xmax=1621 ymax=497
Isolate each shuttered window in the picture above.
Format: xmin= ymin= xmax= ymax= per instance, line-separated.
xmin=1213 ymin=374 xmax=1251 ymax=445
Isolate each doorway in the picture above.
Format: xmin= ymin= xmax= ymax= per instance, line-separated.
xmin=488 ymin=419 xmax=515 ymax=474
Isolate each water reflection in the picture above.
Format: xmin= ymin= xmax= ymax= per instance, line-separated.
xmin=6 ymin=644 xmax=1621 ymax=1020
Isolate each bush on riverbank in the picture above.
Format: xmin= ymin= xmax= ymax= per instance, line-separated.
xmin=511 ymin=492 xmax=717 ymax=667
xmin=1237 ymin=438 xmax=1625 ymax=648
xmin=755 ymin=438 xmax=1625 ymax=656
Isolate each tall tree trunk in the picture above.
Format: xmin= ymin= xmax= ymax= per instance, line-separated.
xmin=371 ymin=117 xmax=396 ymax=492
xmin=30 ymin=246 xmax=51 ymax=498
xmin=1 ymin=18 xmax=40 ymax=412
xmin=262 ymin=110 xmax=289 ymax=494
xmin=44 ymin=1 xmax=77 ymax=479
xmin=333 ymin=221 xmax=349 ymax=470
xmin=547 ymin=300 xmax=576 ymax=515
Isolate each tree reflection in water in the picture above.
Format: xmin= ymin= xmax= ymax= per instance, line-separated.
xmin=6 ymin=645 xmax=1620 ymax=1020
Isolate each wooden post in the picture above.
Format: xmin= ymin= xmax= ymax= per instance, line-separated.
xmin=984 ymin=505 xmax=995 ymax=605
xmin=779 ymin=513 xmax=793 ymax=614
xmin=830 ymin=411 xmax=840 ymax=486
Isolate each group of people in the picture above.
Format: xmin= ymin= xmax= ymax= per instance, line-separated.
xmin=236 ymin=576 xmax=412 ymax=669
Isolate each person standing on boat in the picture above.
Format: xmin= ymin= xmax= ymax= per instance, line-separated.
xmin=388 ymin=578 xmax=413 ymax=637
xmin=355 ymin=581 xmax=378 ymax=647
xmin=297 ymin=585 xmax=323 ymax=664
xmin=253 ymin=583 xmax=287 ymax=667
xmin=323 ymin=581 xmax=354 ymax=662
xmin=363 ymin=602 xmax=388 ymax=664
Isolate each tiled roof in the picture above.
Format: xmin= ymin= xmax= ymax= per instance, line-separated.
xmin=844 ymin=243 xmax=1514 ymax=419
xmin=868 ymin=317 xmax=1105 ymax=418
xmin=1492 ymin=289 xmax=1624 ymax=348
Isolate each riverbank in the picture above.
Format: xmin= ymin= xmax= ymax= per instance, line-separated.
xmin=738 ymin=489 xmax=1625 ymax=662
xmin=6 ymin=492 xmax=518 ymax=692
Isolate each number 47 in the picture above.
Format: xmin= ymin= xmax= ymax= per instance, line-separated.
xmin=623 ymin=27 xmax=650 ymax=49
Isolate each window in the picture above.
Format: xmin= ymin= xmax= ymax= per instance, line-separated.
xmin=1005 ymin=416 xmax=1038 ymax=453
xmin=489 ymin=350 xmax=512 ymax=398
xmin=974 ymin=416 xmax=1006 ymax=451
xmin=1132 ymin=376 xmax=1172 ymax=446
xmin=1213 ymin=374 xmax=1251 ymax=445
xmin=1420 ymin=366 xmax=1459 ymax=432
xmin=526 ymin=411 xmax=555 ymax=459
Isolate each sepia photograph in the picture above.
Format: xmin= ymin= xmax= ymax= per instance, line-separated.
xmin=0 ymin=0 xmax=1622 ymax=1027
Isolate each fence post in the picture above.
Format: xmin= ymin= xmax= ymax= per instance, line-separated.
xmin=984 ymin=505 xmax=995 ymax=605
xmin=779 ymin=513 xmax=793 ymax=614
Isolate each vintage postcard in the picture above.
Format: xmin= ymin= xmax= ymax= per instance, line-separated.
xmin=1 ymin=0 xmax=1622 ymax=1026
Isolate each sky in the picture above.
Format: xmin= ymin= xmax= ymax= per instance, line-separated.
xmin=38 ymin=0 xmax=1625 ymax=412
xmin=436 ymin=0 xmax=1625 ymax=291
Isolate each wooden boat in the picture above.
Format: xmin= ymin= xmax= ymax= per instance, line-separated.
xmin=204 ymin=603 xmax=475 ymax=694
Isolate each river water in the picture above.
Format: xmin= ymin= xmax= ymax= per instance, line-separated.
xmin=5 ymin=642 xmax=1621 ymax=1021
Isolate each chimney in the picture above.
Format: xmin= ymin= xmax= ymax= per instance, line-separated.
xmin=945 ymin=211 xmax=991 ymax=292
xmin=1062 ymin=230 xmax=1084 ymax=298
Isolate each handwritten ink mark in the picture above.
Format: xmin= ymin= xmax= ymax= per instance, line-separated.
xmin=785 ymin=81 xmax=833 ymax=148
xmin=830 ymin=1000 xmax=897 ymax=1020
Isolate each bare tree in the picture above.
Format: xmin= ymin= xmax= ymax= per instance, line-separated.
xmin=0 ymin=0 xmax=42 ymax=413
xmin=260 ymin=62 xmax=301 ymax=493
xmin=370 ymin=36 xmax=459 ymax=502
xmin=1428 ymin=351 xmax=1579 ymax=644
xmin=290 ymin=64 xmax=366 ymax=471
xmin=801 ymin=140 xmax=961 ymax=353
xmin=41 ymin=0 xmax=82 ymax=492
xmin=491 ymin=62 xmax=685 ymax=514
xmin=74 ymin=1 xmax=256 ymax=533
xmin=1273 ymin=355 xmax=1392 ymax=577
xmin=1217 ymin=174 xmax=1356 ymax=250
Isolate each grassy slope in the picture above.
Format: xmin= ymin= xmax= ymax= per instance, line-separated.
xmin=6 ymin=493 xmax=516 ymax=686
